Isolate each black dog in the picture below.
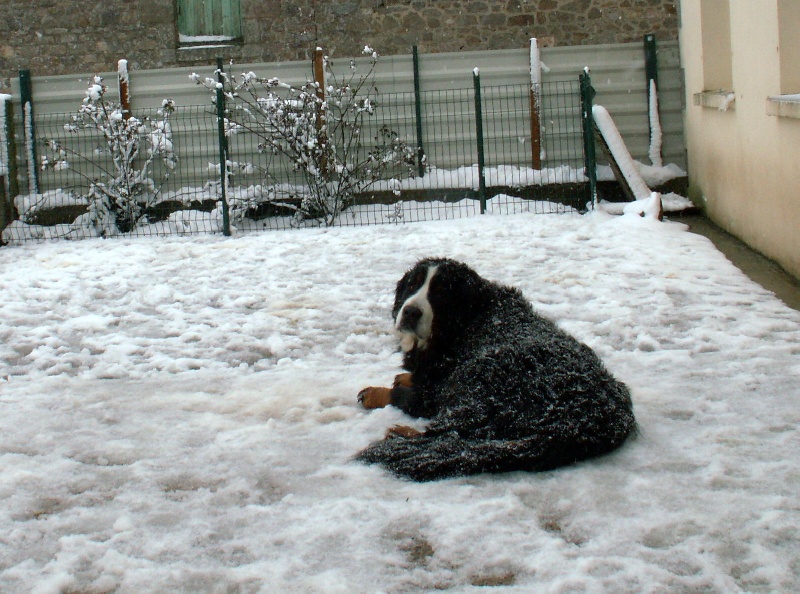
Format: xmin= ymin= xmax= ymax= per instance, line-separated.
xmin=357 ymin=258 xmax=636 ymax=481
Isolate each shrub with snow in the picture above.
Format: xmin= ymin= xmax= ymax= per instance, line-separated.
xmin=194 ymin=47 xmax=417 ymax=226
xmin=41 ymin=78 xmax=177 ymax=235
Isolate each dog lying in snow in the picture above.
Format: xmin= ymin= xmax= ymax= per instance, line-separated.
xmin=357 ymin=258 xmax=636 ymax=481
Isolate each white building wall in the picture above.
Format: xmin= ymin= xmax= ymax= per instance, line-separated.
xmin=681 ymin=0 xmax=800 ymax=279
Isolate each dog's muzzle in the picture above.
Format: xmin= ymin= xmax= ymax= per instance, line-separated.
xmin=397 ymin=304 xmax=423 ymax=333
xmin=395 ymin=300 xmax=433 ymax=352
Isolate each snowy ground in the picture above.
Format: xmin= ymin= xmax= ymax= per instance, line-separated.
xmin=0 ymin=208 xmax=798 ymax=593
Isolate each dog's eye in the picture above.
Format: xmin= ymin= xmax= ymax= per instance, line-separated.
xmin=410 ymin=269 xmax=426 ymax=289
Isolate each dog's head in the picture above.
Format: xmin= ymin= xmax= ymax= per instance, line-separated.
xmin=392 ymin=258 xmax=489 ymax=352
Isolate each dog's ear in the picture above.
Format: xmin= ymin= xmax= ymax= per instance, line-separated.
xmin=435 ymin=261 xmax=486 ymax=300
xmin=426 ymin=261 xmax=492 ymax=339
xmin=393 ymin=268 xmax=412 ymax=319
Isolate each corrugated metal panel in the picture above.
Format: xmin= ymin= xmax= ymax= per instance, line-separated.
xmin=7 ymin=41 xmax=685 ymax=196
xmin=11 ymin=71 xmax=121 ymax=115
xmin=570 ymin=41 xmax=684 ymax=170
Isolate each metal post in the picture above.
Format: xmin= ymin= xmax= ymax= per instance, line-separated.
xmin=2 ymin=97 xmax=19 ymax=199
xmin=644 ymin=34 xmax=659 ymax=97
xmin=312 ymin=48 xmax=329 ymax=177
xmin=412 ymin=46 xmax=426 ymax=177
xmin=19 ymin=69 xmax=39 ymax=195
xmin=215 ymin=57 xmax=231 ymax=237
xmin=472 ymin=68 xmax=487 ymax=214
xmin=579 ymin=70 xmax=597 ymax=210
xmin=644 ymin=34 xmax=663 ymax=167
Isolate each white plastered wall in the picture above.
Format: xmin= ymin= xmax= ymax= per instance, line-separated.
xmin=681 ymin=0 xmax=800 ymax=279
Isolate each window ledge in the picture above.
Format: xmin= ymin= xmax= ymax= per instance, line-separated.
xmin=176 ymin=42 xmax=243 ymax=63
xmin=693 ymin=90 xmax=736 ymax=111
xmin=766 ymin=95 xmax=800 ymax=119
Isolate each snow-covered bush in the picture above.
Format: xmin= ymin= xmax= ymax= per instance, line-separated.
xmin=194 ymin=47 xmax=416 ymax=226
xmin=41 ymin=77 xmax=176 ymax=235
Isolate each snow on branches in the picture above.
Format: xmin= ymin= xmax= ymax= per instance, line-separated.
xmin=41 ymin=77 xmax=177 ymax=235
xmin=192 ymin=48 xmax=416 ymax=226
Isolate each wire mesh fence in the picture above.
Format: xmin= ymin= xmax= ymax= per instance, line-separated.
xmin=2 ymin=79 xmax=589 ymax=242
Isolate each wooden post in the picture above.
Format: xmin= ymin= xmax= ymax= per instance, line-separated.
xmin=528 ymin=38 xmax=542 ymax=170
xmin=312 ymin=47 xmax=329 ymax=177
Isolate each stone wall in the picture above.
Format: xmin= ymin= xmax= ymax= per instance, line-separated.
xmin=0 ymin=0 xmax=678 ymax=89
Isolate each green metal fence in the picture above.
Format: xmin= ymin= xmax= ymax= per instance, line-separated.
xmin=1 ymin=79 xmax=590 ymax=242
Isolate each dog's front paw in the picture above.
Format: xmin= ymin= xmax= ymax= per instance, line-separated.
xmin=393 ymin=373 xmax=413 ymax=389
xmin=358 ymin=387 xmax=392 ymax=409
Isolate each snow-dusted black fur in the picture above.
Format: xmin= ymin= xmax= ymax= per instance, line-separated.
xmin=357 ymin=258 xmax=636 ymax=481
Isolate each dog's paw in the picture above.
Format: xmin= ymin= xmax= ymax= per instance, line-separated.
xmin=386 ymin=425 xmax=423 ymax=439
xmin=393 ymin=373 xmax=413 ymax=389
xmin=358 ymin=386 xmax=392 ymax=409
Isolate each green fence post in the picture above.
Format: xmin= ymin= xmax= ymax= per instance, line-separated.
xmin=1 ymin=96 xmax=19 ymax=238
xmin=412 ymin=46 xmax=426 ymax=177
xmin=19 ymin=69 xmax=39 ymax=195
xmin=644 ymin=33 xmax=662 ymax=167
xmin=215 ymin=57 xmax=231 ymax=237
xmin=472 ymin=68 xmax=487 ymax=215
xmin=579 ymin=70 xmax=597 ymax=210
xmin=2 ymin=96 xmax=19 ymax=199
xmin=644 ymin=34 xmax=659 ymax=97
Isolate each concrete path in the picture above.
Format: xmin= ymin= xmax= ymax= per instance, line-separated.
xmin=674 ymin=213 xmax=800 ymax=312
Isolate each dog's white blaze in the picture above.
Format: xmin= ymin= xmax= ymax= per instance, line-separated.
xmin=396 ymin=265 xmax=437 ymax=352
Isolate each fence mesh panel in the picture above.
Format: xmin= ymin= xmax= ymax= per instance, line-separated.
xmin=2 ymin=80 xmax=588 ymax=242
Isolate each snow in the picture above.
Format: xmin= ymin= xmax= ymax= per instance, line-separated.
xmin=0 ymin=94 xmax=9 ymax=177
xmin=1 ymin=209 xmax=798 ymax=592
xmin=23 ymin=101 xmax=37 ymax=194
xmin=718 ymin=93 xmax=736 ymax=112
xmin=622 ymin=191 xmax=662 ymax=219
xmin=768 ymin=93 xmax=800 ymax=102
xmin=371 ymin=164 xmax=587 ymax=193
xmin=13 ymin=189 xmax=86 ymax=217
xmin=648 ymin=80 xmax=663 ymax=168
xmin=592 ymin=104 xmax=666 ymax=219
xmin=599 ymin=192 xmax=693 ymax=215
xmin=529 ymin=38 xmax=541 ymax=89
xmin=117 ymin=60 xmax=129 ymax=85
xmin=5 ymin=160 xmax=689 ymax=241
xmin=592 ymin=105 xmax=652 ymax=202
xmin=179 ymin=34 xmax=238 ymax=43
xmin=597 ymin=161 xmax=686 ymax=188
